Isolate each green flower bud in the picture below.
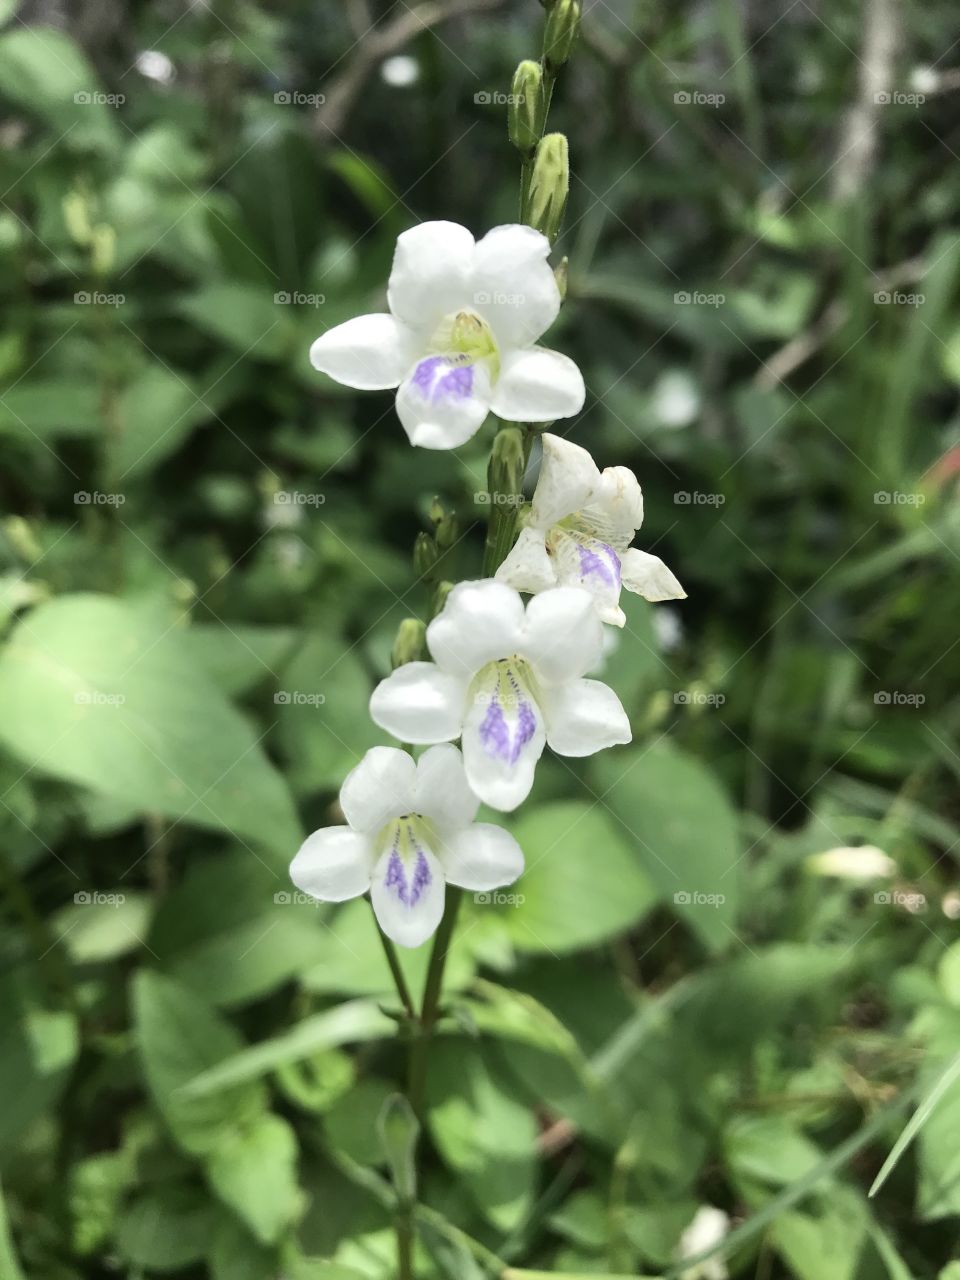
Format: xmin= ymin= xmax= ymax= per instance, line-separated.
xmin=509 ymin=60 xmax=543 ymax=157
xmin=428 ymin=495 xmax=446 ymax=526
xmin=378 ymin=1093 xmax=419 ymax=1205
xmin=413 ymin=531 xmax=439 ymax=578
xmin=488 ymin=424 xmax=525 ymax=501
xmin=554 ymin=255 xmax=569 ymax=301
xmin=435 ymin=510 xmax=459 ymax=551
xmin=543 ymin=0 xmax=580 ymax=71
xmin=391 ymin=618 xmax=425 ymax=669
xmin=528 ymin=133 xmax=569 ymax=244
xmin=431 ymin=580 xmax=454 ymax=616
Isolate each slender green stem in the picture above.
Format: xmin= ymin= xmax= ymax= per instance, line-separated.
xmin=396 ymin=1209 xmax=414 ymax=1280
xmin=407 ymin=887 xmax=463 ymax=1119
xmin=373 ymin=909 xmax=417 ymax=1019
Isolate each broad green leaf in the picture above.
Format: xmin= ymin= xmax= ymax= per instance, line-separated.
xmin=111 ymin=364 xmax=212 ymax=479
xmin=426 ymin=1039 xmax=538 ymax=1232
xmin=52 ymin=890 xmax=153 ymax=962
xmin=206 ymin=1114 xmax=301 ymax=1245
xmin=133 ymin=970 xmax=266 ymax=1154
xmin=0 ymin=595 xmax=300 ymax=858
xmin=182 ymin=1000 xmax=395 ymax=1096
xmin=506 ymin=801 xmax=657 ymax=954
xmin=590 ymin=742 xmax=740 ymax=950
xmin=116 ymin=1187 xmax=217 ymax=1270
xmin=0 ymin=983 xmax=78 ymax=1156
xmin=0 ymin=26 xmax=119 ymax=150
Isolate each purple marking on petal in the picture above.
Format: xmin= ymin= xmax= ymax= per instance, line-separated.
xmin=385 ymin=844 xmax=432 ymax=908
xmin=411 ymin=355 xmax=474 ymax=405
xmin=577 ymin=541 xmax=621 ymax=588
xmin=479 ymin=686 xmax=537 ymax=765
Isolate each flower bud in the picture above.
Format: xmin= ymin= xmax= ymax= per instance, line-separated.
xmin=528 ymin=133 xmax=569 ymax=244
xmin=554 ymin=255 xmax=568 ymax=301
xmin=391 ymin=618 xmax=425 ymax=669
xmin=435 ymin=510 xmax=459 ymax=551
xmin=509 ymin=60 xmax=543 ymax=157
xmin=488 ymin=424 xmax=525 ymax=501
xmin=428 ymin=495 xmax=446 ymax=527
xmin=378 ymin=1094 xmax=419 ymax=1204
xmin=543 ymin=0 xmax=580 ymax=71
xmin=431 ymin=580 xmax=454 ymax=616
xmin=413 ymin=531 xmax=439 ymax=578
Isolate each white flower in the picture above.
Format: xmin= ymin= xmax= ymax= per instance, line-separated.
xmin=290 ymin=744 xmax=523 ymax=948
xmin=678 ymin=1206 xmax=730 ymax=1280
xmin=309 ymin=221 xmax=585 ymax=450
xmin=496 ymin=432 xmax=686 ymax=626
xmin=369 ymin=580 xmax=631 ymax=812
xmin=806 ymin=844 xmax=896 ymax=881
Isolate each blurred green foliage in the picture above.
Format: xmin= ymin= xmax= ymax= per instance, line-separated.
xmin=0 ymin=0 xmax=959 ymax=1277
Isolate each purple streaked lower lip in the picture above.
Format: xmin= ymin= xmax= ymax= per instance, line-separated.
xmin=385 ymin=831 xmax=431 ymax=907
xmin=577 ymin=541 xmax=621 ymax=588
xmin=479 ymin=681 xmax=537 ymax=765
xmin=412 ymin=355 xmax=474 ymax=403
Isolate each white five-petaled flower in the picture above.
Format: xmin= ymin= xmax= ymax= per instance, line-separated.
xmin=496 ymin=432 xmax=686 ymax=626
xmin=369 ymin=580 xmax=632 ymax=812
xmin=309 ymin=221 xmax=585 ymax=450
xmin=290 ymin=744 xmax=523 ymax=948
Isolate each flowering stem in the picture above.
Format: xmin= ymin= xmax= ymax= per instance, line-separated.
xmin=407 ymin=886 xmax=462 ymax=1120
xmin=374 ymin=912 xmax=417 ymax=1019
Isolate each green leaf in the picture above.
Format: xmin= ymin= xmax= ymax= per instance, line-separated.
xmin=111 ymin=364 xmax=212 ymax=479
xmin=426 ymin=1040 xmax=538 ymax=1232
xmin=0 ymin=26 xmax=119 ymax=151
xmin=206 ymin=1114 xmax=301 ymax=1244
xmin=133 ymin=970 xmax=266 ymax=1154
xmin=179 ymin=282 xmax=297 ymax=359
xmin=506 ymin=801 xmax=657 ymax=954
xmin=52 ymin=890 xmax=154 ymax=962
xmin=0 ymin=595 xmax=300 ymax=858
xmin=116 ymin=1186 xmax=218 ymax=1270
xmin=0 ymin=1180 xmax=25 ymax=1280
xmin=590 ymin=742 xmax=740 ymax=951
xmin=182 ymin=999 xmax=395 ymax=1096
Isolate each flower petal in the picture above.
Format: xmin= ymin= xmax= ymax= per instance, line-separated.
xmin=412 ymin=743 xmax=479 ymax=832
xmin=539 ymin=678 xmax=632 ymax=757
xmin=550 ymin=530 xmax=625 ymax=626
xmin=441 ymin=823 xmax=524 ymax=891
xmin=495 ymin=526 xmax=558 ymax=594
xmin=576 ymin=464 xmax=644 ymax=548
xmin=309 ymin=313 xmax=414 ymax=390
xmin=340 ymin=746 xmax=417 ymax=834
xmin=396 ymin=356 xmax=493 ymax=450
xmin=489 ymin=347 xmax=585 ymax=423
xmin=461 ymin=666 xmax=545 ymax=811
xmin=529 ymin=432 xmax=599 ymax=529
xmin=471 ymin=224 xmax=560 ymax=346
xmin=521 ymin=586 xmax=604 ymax=684
xmin=620 ymin=548 xmax=687 ymax=602
xmin=426 ymin=579 xmax=525 ymax=678
xmin=290 ymin=826 xmax=372 ymax=902
xmin=370 ymin=840 xmax=446 ymax=948
xmin=387 ymin=220 xmax=476 ymax=331
xmin=369 ymin=662 xmax=466 ymax=744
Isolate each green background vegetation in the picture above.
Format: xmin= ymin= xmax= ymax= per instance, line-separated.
xmin=0 ymin=0 xmax=959 ymax=1276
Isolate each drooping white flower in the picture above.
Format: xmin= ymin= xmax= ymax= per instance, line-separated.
xmin=495 ymin=432 xmax=685 ymax=626
xmin=369 ymin=580 xmax=631 ymax=811
xmin=290 ymin=744 xmax=523 ymax=948
xmin=309 ymin=221 xmax=585 ymax=450
xmin=678 ymin=1206 xmax=730 ymax=1280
